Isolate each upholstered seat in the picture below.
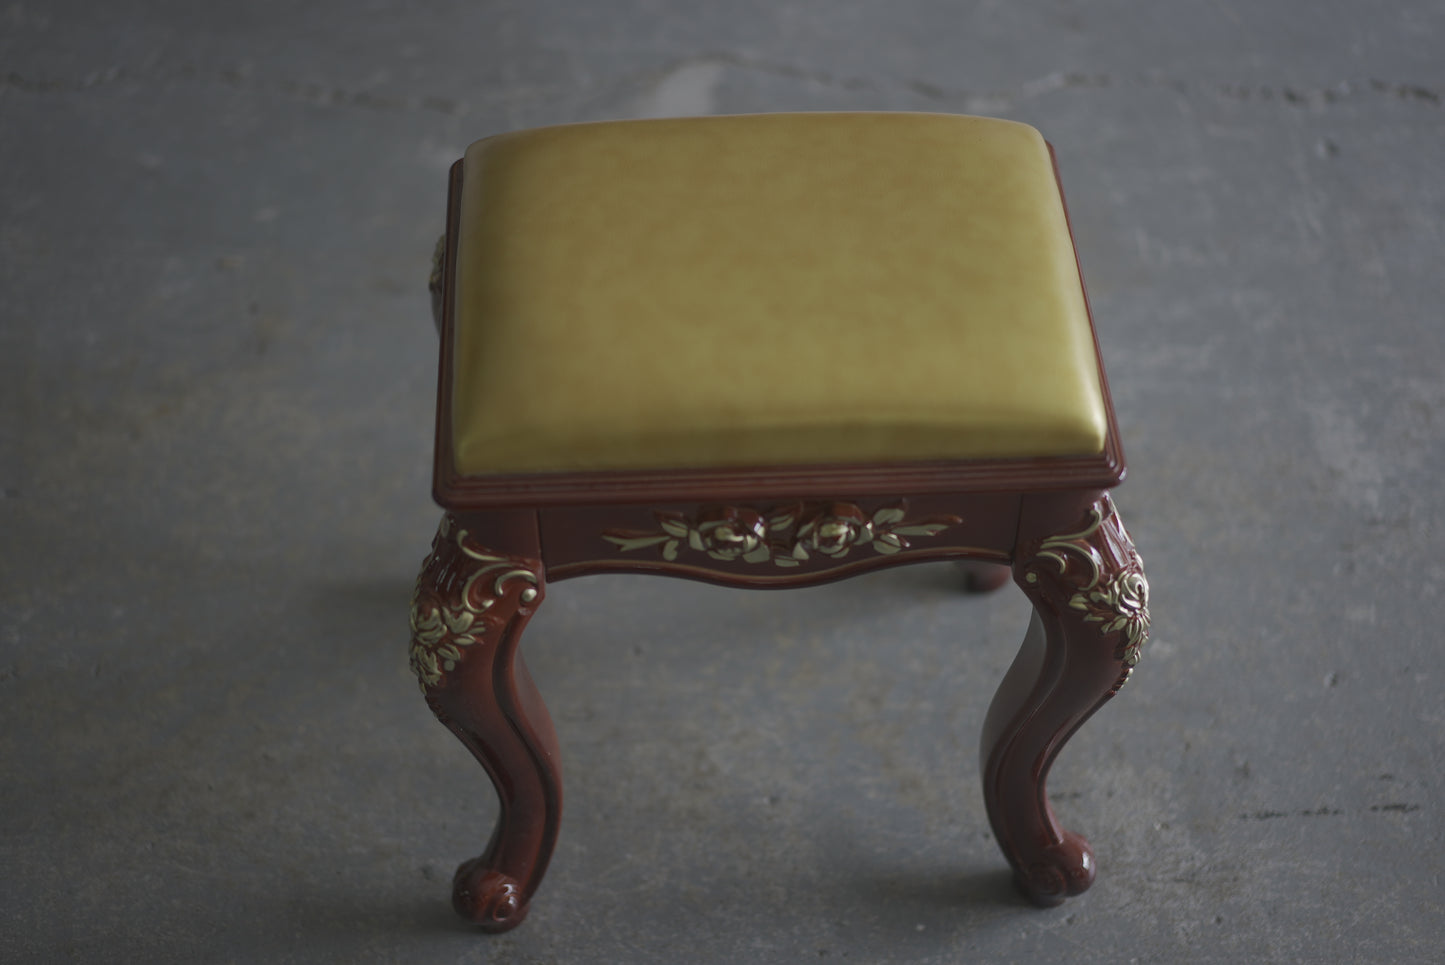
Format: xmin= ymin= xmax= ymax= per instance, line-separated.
xmin=410 ymin=112 xmax=1150 ymax=933
xmin=449 ymin=113 xmax=1107 ymax=474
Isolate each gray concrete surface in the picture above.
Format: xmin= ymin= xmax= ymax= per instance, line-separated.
xmin=3 ymin=2 xmax=1443 ymax=962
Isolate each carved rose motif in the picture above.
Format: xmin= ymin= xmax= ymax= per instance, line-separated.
xmin=602 ymin=501 xmax=961 ymax=567
xmin=409 ymin=600 xmax=483 ymax=688
xmin=693 ymin=509 xmax=770 ymax=562
xmin=796 ymin=504 xmax=872 ymax=558
xmin=1070 ymin=568 xmax=1150 ymax=667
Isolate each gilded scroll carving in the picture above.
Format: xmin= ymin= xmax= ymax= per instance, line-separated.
xmin=409 ymin=517 xmax=540 ymax=689
xmin=602 ymin=500 xmax=961 ymax=567
xmin=1022 ymin=495 xmax=1150 ymax=687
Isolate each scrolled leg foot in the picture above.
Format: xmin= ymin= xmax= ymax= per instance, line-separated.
xmin=982 ymin=495 xmax=1149 ymax=902
xmin=453 ymin=861 xmax=529 ymax=932
xmin=410 ymin=515 xmax=561 ymax=932
xmin=1016 ymin=831 xmax=1095 ymax=906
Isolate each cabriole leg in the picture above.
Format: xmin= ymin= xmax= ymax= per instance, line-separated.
xmin=980 ymin=495 xmax=1149 ymax=905
xmin=409 ymin=515 xmax=560 ymax=932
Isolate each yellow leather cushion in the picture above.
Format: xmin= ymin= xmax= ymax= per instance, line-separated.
xmin=450 ymin=112 xmax=1106 ymax=474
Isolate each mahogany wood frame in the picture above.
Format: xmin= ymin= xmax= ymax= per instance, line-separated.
xmin=408 ymin=154 xmax=1151 ymax=932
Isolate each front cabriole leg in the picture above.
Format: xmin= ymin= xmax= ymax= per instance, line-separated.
xmin=981 ymin=494 xmax=1150 ymax=905
xmin=410 ymin=514 xmax=560 ymax=932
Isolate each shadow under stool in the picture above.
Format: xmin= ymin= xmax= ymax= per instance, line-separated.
xmin=407 ymin=112 xmax=1151 ymax=932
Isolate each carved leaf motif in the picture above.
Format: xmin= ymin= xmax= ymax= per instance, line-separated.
xmin=1028 ymin=499 xmax=1151 ymax=688
xmin=603 ymin=533 xmax=672 ymax=552
xmin=412 ymin=606 xmax=446 ymax=646
xmin=894 ymin=523 xmax=950 ymax=537
xmin=600 ymin=500 xmax=960 ymax=567
xmin=408 ymin=522 xmax=541 ymax=690
xmin=411 ymin=602 xmax=485 ymax=689
xmin=872 ymin=532 xmax=905 ymax=554
xmin=768 ymin=511 xmax=796 ymax=532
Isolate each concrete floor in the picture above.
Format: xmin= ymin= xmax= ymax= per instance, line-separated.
xmin=3 ymin=2 xmax=1443 ymax=962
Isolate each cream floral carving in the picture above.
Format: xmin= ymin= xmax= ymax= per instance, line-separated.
xmin=602 ymin=501 xmax=961 ymax=567
xmin=409 ymin=519 xmax=539 ymax=689
xmin=1026 ymin=497 xmax=1151 ymax=683
xmin=1070 ymin=568 xmax=1149 ymax=669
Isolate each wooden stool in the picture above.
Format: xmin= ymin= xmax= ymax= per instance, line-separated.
xmin=409 ymin=112 xmax=1150 ymax=932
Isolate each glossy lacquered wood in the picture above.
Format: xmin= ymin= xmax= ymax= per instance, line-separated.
xmin=410 ymin=519 xmax=554 ymax=931
xmin=408 ymin=146 xmax=1151 ymax=932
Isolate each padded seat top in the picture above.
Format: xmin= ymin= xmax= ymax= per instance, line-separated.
xmin=448 ymin=112 xmax=1107 ymax=475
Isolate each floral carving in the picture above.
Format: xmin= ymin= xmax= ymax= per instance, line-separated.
xmin=796 ymin=503 xmax=871 ymax=559
xmin=602 ymin=501 xmax=961 ymax=567
xmin=1070 ymin=567 xmax=1149 ymax=669
xmin=1024 ymin=496 xmax=1150 ymax=687
xmin=409 ymin=518 xmax=540 ymax=690
xmin=694 ymin=507 xmax=772 ymax=563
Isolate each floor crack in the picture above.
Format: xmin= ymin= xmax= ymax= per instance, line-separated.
xmin=0 ymin=63 xmax=556 ymax=116
xmin=3 ymin=58 xmax=1440 ymax=116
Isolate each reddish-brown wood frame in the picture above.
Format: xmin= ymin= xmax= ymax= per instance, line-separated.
xmin=407 ymin=145 xmax=1151 ymax=933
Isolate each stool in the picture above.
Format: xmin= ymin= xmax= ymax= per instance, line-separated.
xmin=408 ymin=112 xmax=1150 ymax=932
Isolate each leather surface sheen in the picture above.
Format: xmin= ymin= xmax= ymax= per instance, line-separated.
xmin=450 ymin=112 xmax=1108 ymax=474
